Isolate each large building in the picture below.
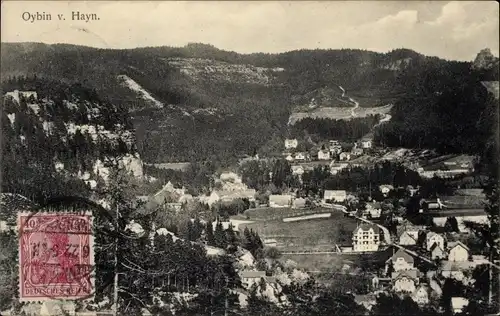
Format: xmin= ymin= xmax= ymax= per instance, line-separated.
xmin=269 ymin=194 xmax=293 ymax=208
xmin=323 ymin=190 xmax=347 ymax=203
xmin=352 ymin=223 xmax=380 ymax=252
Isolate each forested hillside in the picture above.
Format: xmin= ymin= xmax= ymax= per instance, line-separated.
xmin=374 ymin=49 xmax=499 ymax=156
xmin=1 ymin=76 xmax=137 ymax=202
xmin=1 ymin=42 xmax=498 ymax=162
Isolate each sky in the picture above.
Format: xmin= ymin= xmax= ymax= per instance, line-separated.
xmin=1 ymin=1 xmax=498 ymax=61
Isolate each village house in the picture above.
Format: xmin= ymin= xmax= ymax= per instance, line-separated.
xmin=329 ymin=140 xmax=341 ymax=150
xmin=239 ymin=270 xmax=266 ymax=287
xmin=318 ymin=149 xmax=331 ymax=160
xmin=285 ymin=153 xmax=294 ymax=162
xmin=202 ymin=191 xmax=221 ymax=207
xmin=379 ymin=184 xmax=394 ymax=197
xmin=397 ymin=223 xmax=424 ymax=246
xmin=323 ymin=190 xmax=347 ymax=203
xmin=351 ymin=147 xmax=364 ymax=156
xmin=412 ymin=284 xmax=430 ymax=305
xmin=366 ymin=202 xmax=382 ymax=219
xmin=269 ymin=194 xmax=293 ymax=208
xmin=398 ymin=230 xmax=419 ymax=246
xmin=392 ymin=270 xmax=419 ymax=293
xmin=352 ymin=223 xmax=380 ymax=252
xmin=430 ymin=243 xmax=446 ymax=260
xmin=294 ymin=152 xmax=309 ymax=161
xmin=329 ymin=140 xmax=343 ymax=153
xmin=448 ymin=241 xmax=470 ymax=262
xmin=329 ymin=162 xmax=349 ymax=175
xmin=284 ymin=138 xmax=298 ymax=149
xmin=451 ymin=297 xmax=469 ymax=314
xmin=291 ymin=165 xmax=305 ymax=176
xmin=387 ymin=249 xmax=415 ymax=272
xmin=359 ymin=138 xmax=373 ymax=149
xmin=440 ymin=261 xmax=474 ymax=282
xmin=426 ymin=232 xmax=446 ymax=251
xmin=149 ymin=181 xmax=193 ymax=211
xmin=330 ymin=147 xmax=343 ymax=155
xmin=292 ymin=197 xmax=307 ymax=209
xmin=339 ymin=152 xmax=351 ymax=161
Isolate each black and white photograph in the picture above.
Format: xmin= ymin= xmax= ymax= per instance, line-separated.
xmin=0 ymin=1 xmax=499 ymax=315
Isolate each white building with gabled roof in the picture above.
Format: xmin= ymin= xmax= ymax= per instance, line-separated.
xmin=285 ymin=139 xmax=298 ymax=149
xmin=352 ymin=223 xmax=380 ymax=252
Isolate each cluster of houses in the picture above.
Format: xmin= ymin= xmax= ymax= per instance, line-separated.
xmin=312 ymin=183 xmax=486 ymax=313
xmin=284 ymin=138 xmax=372 ymax=160
xmin=359 ymin=218 xmax=487 ymax=313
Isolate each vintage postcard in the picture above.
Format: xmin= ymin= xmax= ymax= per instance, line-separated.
xmin=1 ymin=1 xmax=499 ymax=315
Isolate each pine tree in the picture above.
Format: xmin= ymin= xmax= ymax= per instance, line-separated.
xmin=185 ymin=220 xmax=194 ymax=241
xmin=214 ymin=222 xmax=227 ymax=249
xmin=243 ymin=227 xmax=252 ymax=250
xmin=206 ymin=221 xmax=215 ymax=246
xmin=192 ymin=218 xmax=203 ymax=241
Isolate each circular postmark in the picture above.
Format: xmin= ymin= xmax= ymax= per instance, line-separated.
xmin=18 ymin=195 xmax=115 ymax=302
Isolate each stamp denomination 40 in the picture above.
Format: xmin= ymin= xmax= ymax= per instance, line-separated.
xmin=18 ymin=212 xmax=94 ymax=301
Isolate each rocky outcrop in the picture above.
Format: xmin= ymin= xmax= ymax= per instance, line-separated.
xmin=165 ymin=57 xmax=280 ymax=85
xmin=472 ymin=48 xmax=499 ymax=71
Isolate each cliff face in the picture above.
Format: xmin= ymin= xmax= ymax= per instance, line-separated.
xmin=1 ymin=76 xmax=143 ymax=201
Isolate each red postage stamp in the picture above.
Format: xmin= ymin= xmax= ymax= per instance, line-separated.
xmin=18 ymin=212 xmax=94 ymax=301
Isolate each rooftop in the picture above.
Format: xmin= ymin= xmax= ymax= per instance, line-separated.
xmin=392 ymin=269 xmax=419 ymax=280
xmin=447 ymin=241 xmax=470 ymax=251
xmin=391 ymin=248 xmax=415 ymax=264
xmin=240 ymin=270 xmax=266 ymax=278
xmin=354 ymin=223 xmax=380 ymax=233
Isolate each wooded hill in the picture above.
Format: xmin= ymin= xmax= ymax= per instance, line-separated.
xmin=1 ymin=76 xmax=136 ymax=202
xmin=2 ymin=43 xmax=498 ymax=163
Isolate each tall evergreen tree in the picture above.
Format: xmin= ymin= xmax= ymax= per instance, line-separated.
xmin=214 ymin=222 xmax=227 ymax=249
xmin=206 ymin=221 xmax=215 ymax=246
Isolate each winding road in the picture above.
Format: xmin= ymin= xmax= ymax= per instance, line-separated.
xmin=338 ymin=85 xmax=390 ymax=124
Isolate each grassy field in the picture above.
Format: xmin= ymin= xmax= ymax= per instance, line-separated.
xmin=282 ymin=253 xmax=346 ymax=271
xmin=288 ymin=104 xmax=393 ymax=125
xmin=238 ymin=211 xmax=358 ymax=248
xmin=281 ymin=246 xmax=396 ymax=272
xmin=243 ymin=206 xmax=333 ymax=221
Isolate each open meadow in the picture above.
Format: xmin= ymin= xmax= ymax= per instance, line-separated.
xmin=281 ymin=246 xmax=394 ymax=273
xmin=238 ymin=211 xmax=358 ymax=249
xmin=243 ymin=206 xmax=335 ymax=221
